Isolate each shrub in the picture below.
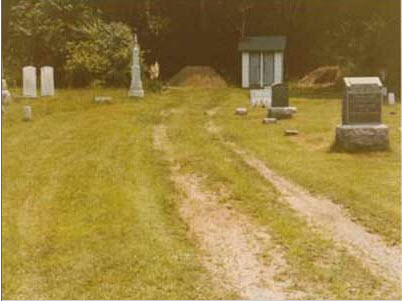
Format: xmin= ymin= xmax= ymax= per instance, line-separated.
xmin=65 ymin=22 xmax=134 ymax=87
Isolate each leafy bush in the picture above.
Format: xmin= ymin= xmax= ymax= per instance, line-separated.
xmin=65 ymin=22 xmax=134 ymax=87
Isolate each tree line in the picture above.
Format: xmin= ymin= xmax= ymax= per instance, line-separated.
xmin=2 ymin=0 xmax=400 ymax=92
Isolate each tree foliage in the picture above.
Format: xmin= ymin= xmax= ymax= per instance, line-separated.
xmin=3 ymin=0 xmax=400 ymax=93
xmin=65 ymin=22 xmax=134 ymax=87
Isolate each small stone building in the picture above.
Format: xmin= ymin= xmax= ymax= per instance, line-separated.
xmin=238 ymin=36 xmax=286 ymax=88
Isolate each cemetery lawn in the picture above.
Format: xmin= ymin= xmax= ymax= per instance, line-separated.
xmin=2 ymin=87 xmax=400 ymax=299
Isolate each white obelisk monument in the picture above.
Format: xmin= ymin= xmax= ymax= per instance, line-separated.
xmin=128 ymin=34 xmax=144 ymax=98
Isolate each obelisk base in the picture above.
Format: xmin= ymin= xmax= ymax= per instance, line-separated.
xmin=128 ymin=89 xmax=144 ymax=98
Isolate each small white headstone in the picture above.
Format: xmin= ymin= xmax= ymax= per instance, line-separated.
xmin=381 ymin=87 xmax=388 ymax=97
xmin=2 ymin=79 xmax=11 ymax=104
xmin=22 ymin=66 xmax=37 ymax=98
xmin=250 ymin=88 xmax=271 ymax=107
xmin=23 ymin=106 xmax=32 ymax=121
xmin=41 ymin=66 xmax=55 ymax=96
xmin=388 ymin=93 xmax=396 ymax=105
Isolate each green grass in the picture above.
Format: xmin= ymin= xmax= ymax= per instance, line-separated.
xmin=160 ymin=88 xmax=399 ymax=299
xmin=209 ymin=88 xmax=401 ymax=245
xmin=2 ymin=87 xmax=400 ymax=299
xmin=2 ymin=89 xmax=234 ymax=300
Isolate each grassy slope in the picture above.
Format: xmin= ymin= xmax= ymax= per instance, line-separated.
xmin=212 ymin=88 xmax=401 ymax=244
xmin=2 ymin=89 xmax=233 ymax=300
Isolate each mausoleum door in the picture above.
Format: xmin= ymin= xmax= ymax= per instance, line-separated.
xmin=249 ymin=52 xmax=261 ymax=88
xmin=263 ymin=53 xmax=274 ymax=86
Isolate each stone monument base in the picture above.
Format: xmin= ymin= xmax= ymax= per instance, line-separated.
xmin=335 ymin=124 xmax=389 ymax=151
xmin=268 ymin=107 xmax=297 ymax=119
xmin=129 ymin=89 xmax=144 ymax=98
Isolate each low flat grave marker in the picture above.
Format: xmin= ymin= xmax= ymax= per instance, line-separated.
xmin=235 ymin=107 xmax=248 ymax=115
xmin=336 ymin=77 xmax=389 ymax=151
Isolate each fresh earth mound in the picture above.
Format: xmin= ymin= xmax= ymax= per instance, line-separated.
xmin=168 ymin=66 xmax=227 ymax=88
xmin=298 ymin=66 xmax=341 ymax=87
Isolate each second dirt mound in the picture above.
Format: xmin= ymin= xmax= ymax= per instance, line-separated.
xmin=298 ymin=66 xmax=341 ymax=87
xmin=168 ymin=66 xmax=227 ymax=88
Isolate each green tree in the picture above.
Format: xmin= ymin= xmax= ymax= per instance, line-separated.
xmin=65 ymin=21 xmax=134 ymax=87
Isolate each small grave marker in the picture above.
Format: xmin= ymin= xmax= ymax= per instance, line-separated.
xmin=250 ymin=88 xmax=271 ymax=107
xmin=23 ymin=106 xmax=32 ymax=121
xmin=388 ymin=93 xmax=395 ymax=105
xmin=262 ymin=117 xmax=277 ymax=124
xmin=235 ymin=108 xmax=248 ymax=115
xmin=94 ymin=96 xmax=113 ymax=104
xmin=285 ymin=129 xmax=299 ymax=136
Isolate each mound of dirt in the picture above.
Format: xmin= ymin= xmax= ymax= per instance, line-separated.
xmin=299 ymin=66 xmax=341 ymax=87
xmin=168 ymin=66 xmax=227 ymax=88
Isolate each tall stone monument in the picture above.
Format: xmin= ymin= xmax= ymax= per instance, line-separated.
xmin=23 ymin=66 xmax=37 ymax=98
xmin=335 ymin=77 xmax=389 ymax=151
xmin=128 ymin=34 xmax=144 ymax=98
xmin=41 ymin=66 xmax=55 ymax=96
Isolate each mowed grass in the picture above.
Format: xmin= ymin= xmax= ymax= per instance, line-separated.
xmin=161 ymin=88 xmax=398 ymax=299
xmin=2 ymin=87 xmax=400 ymax=299
xmin=2 ymin=89 xmax=234 ymax=300
xmin=210 ymin=88 xmax=401 ymax=245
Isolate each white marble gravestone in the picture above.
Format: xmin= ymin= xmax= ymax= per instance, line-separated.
xmin=23 ymin=66 xmax=37 ymax=98
xmin=128 ymin=34 xmax=144 ymax=98
xmin=250 ymin=88 xmax=271 ymax=107
xmin=41 ymin=66 xmax=55 ymax=96
xmin=388 ymin=93 xmax=395 ymax=105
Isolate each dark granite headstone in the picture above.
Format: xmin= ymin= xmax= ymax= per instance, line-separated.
xmin=342 ymin=78 xmax=382 ymax=124
xmin=271 ymin=83 xmax=288 ymax=107
xmin=336 ymin=77 xmax=388 ymax=151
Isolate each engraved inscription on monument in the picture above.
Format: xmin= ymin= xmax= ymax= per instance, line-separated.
xmin=342 ymin=79 xmax=382 ymax=124
xmin=271 ymin=83 xmax=289 ymax=107
xmin=336 ymin=77 xmax=389 ymax=151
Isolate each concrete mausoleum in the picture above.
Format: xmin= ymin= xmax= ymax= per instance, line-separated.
xmin=238 ymin=36 xmax=286 ymax=88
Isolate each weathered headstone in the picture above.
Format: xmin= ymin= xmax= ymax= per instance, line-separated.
xmin=268 ymin=83 xmax=296 ymax=119
xmin=336 ymin=77 xmax=388 ymax=151
xmin=262 ymin=117 xmax=277 ymax=124
xmin=388 ymin=93 xmax=395 ymax=105
xmin=285 ymin=129 xmax=299 ymax=136
xmin=250 ymin=88 xmax=271 ymax=107
xmin=23 ymin=106 xmax=32 ymax=121
xmin=2 ymin=79 xmax=11 ymax=104
xmin=22 ymin=66 xmax=37 ymax=98
xmin=271 ymin=83 xmax=289 ymax=107
xmin=128 ymin=34 xmax=144 ymax=98
xmin=41 ymin=66 xmax=55 ymax=96
xmin=94 ymin=96 xmax=113 ymax=104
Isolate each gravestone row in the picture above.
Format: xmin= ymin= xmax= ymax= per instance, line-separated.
xmin=22 ymin=66 xmax=55 ymax=98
